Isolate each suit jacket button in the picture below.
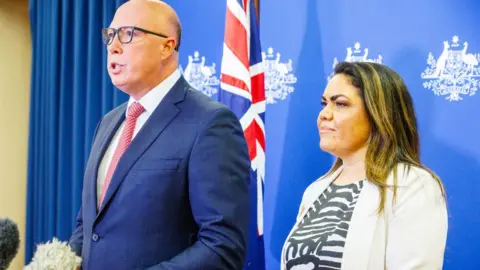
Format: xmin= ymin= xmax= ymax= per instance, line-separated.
xmin=92 ymin=233 xmax=99 ymax=242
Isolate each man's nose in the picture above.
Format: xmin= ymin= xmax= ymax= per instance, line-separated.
xmin=108 ymin=35 xmax=123 ymax=55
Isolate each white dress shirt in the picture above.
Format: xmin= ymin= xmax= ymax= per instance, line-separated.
xmin=96 ymin=69 xmax=181 ymax=204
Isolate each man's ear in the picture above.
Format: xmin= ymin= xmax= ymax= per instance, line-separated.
xmin=161 ymin=38 xmax=176 ymax=58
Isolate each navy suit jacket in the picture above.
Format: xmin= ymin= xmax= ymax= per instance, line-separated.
xmin=69 ymin=77 xmax=251 ymax=270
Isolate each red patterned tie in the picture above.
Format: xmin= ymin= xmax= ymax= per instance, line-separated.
xmin=98 ymin=102 xmax=145 ymax=208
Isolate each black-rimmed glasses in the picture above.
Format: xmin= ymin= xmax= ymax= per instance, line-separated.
xmin=102 ymin=26 xmax=178 ymax=51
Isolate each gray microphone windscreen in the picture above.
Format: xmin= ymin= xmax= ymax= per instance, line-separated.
xmin=0 ymin=218 xmax=20 ymax=270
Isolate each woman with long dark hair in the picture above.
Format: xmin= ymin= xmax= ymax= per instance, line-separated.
xmin=282 ymin=62 xmax=448 ymax=270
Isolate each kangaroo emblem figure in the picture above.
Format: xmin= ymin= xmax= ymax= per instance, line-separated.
xmin=431 ymin=41 xmax=449 ymax=77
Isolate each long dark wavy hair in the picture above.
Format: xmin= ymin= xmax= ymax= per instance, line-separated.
xmin=326 ymin=61 xmax=445 ymax=212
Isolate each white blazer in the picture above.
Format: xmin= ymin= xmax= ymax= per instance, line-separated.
xmin=281 ymin=164 xmax=448 ymax=270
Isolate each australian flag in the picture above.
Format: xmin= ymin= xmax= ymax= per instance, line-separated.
xmin=219 ymin=0 xmax=266 ymax=269
xmin=218 ymin=0 xmax=266 ymax=270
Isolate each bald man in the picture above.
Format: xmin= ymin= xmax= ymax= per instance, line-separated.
xmin=68 ymin=1 xmax=250 ymax=269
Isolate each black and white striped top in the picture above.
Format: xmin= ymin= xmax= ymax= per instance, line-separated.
xmin=283 ymin=180 xmax=364 ymax=270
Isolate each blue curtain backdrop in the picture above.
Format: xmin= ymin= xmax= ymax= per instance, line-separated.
xmin=26 ymin=0 xmax=480 ymax=269
xmin=25 ymin=0 xmax=128 ymax=262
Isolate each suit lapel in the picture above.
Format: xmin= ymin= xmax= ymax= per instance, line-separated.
xmin=96 ymin=77 xmax=188 ymax=217
xmin=86 ymin=107 xmax=126 ymax=216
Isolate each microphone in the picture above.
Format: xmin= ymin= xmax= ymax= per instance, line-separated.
xmin=0 ymin=217 xmax=20 ymax=270
xmin=25 ymin=238 xmax=81 ymax=270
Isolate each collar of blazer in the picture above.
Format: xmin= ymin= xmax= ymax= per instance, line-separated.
xmin=282 ymin=166 xmax=383 ymax=270
xmin=282 ymin=163 xmax=445 ymax=270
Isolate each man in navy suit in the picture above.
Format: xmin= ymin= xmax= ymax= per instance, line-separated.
xmin=68 ymin=1 xmax=250 ymax=269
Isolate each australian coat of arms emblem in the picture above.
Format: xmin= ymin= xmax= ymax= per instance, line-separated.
xmin=333 ymin=42 xmax=383 ymax=67
xmin=421 ymin=36 xmax=479 ymax=101
xmin=262 ymin=47 xmax=297 ymax=104
xmin=180 ymin=51 xmax=220 ymax=97
xmin=330 ymin=42 xmax=383 ymax=80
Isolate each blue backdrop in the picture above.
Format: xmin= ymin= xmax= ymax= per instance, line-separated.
xmin=26 ymin=0 xmax=480 ymax=269
xmin=259 ymin=1 xmax=480 ymax=269
xmin=169 ymin=0 xmax=480 ymax=268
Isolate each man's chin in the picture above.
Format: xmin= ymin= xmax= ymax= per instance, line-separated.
xmin=110 ymin=76 xmax=143 ymax=97
xmin=111 ymin=79 xmax=128 ymax=91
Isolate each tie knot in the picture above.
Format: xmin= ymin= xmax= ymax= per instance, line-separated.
xmin=127 ymin=102 xmax=145 ymax=119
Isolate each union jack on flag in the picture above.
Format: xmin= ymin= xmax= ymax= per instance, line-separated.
xmin=219 ymin=0 xmax=266 ymax=269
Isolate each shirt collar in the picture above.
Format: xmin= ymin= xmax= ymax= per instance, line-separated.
xmin=126 ymin=69 xmax=181 ymax=116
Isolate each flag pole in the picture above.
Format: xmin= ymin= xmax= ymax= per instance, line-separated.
xmin=254 ymin=0 xmax=260 ymax=24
